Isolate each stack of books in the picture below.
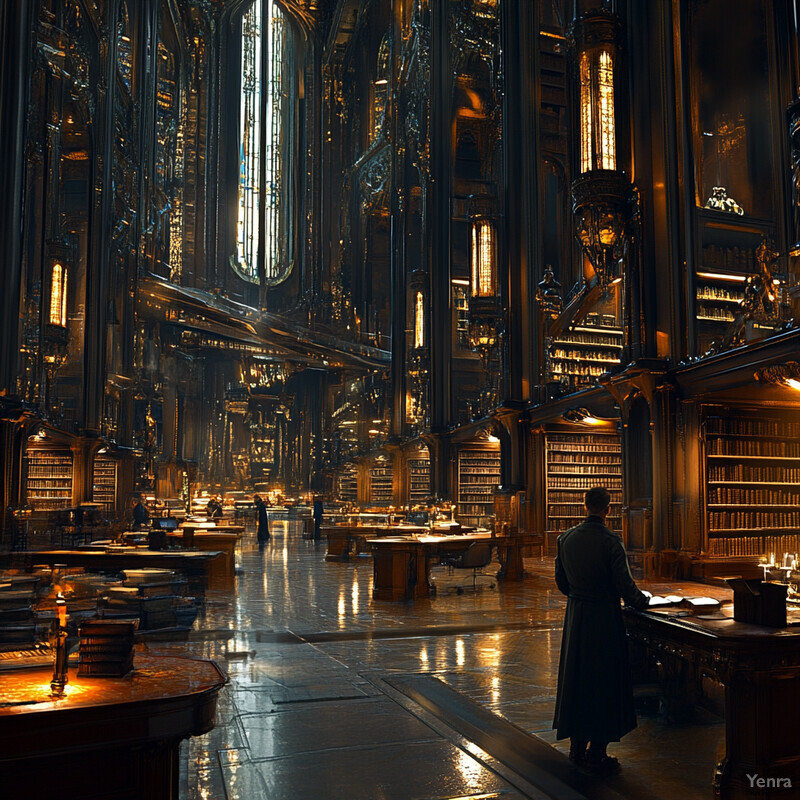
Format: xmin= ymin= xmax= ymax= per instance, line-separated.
xmin=77 ymin=619 xmax=138 ymax=677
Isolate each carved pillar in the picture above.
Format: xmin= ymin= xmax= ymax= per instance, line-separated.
xmin=651 ymin=382 xmax=676 ymax=556
xmin=390 ymin=2 xmax=407 ymax=440
xmin=428 ymin=0 xmax=452 ymax=500
xmin=83 ymin=1 xmax=120 ymax=433
xmin=500 ymin=0 xmax=538 ymax=404
xmin=0 ymin=0 xmax=35 ymax=394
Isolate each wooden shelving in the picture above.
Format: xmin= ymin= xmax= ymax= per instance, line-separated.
xmin=457 ymin=447 xmax=500 ymax=527
xmin=545 ymin=432 xmax=622 ymax=533
xmin=705 ymin=414 xmax=800 ymax=556
xmin=337 ymin=463 xmax=358 ymax=503
xmin=408 ymin=457 xmax=430 ymax=503
xmin=26 ymin=451 xmax=73 ymax=511
xmin=92 ymin=458 xmax=117 ymax=511
xmin=550 ymin=314 xmax=623 ymax=393
xmin=369 ymin=460 xmax=393 ymax=505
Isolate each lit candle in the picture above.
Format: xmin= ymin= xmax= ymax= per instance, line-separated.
xmin=56 ymin=593 xmax=67 ymax=629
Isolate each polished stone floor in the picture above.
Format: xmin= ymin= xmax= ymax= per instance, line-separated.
xmin=138 ymin=518 xmax=725 ymax=800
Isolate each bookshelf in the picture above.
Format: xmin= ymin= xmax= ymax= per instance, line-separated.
xmin=457 ymin=447 xmax=501 ymax=527
xmin=551 ymin=313 xmax=623 ymax=393
xmin=705 ymin=413 xmax=800 ymax=557
xmin=92 ymin=457 xmax=117 ymax=511
xmin=26 ymin=450 xmax=73 ymax=511
xmin=337 ymin=463 xmax=358 ymax=503
xmin=545 ymin=432 xmax=622 ymax=533
xmin=369 ymin=460 xmax=393 ymax=505
xmin=693 ymin=211 xmax=776 ymax=354
xmin=408 ymin=457 xmax=430 ymax=503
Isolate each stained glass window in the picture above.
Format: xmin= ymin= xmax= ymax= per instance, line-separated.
xmin=236 ymin=0 xmax=289 ymax=285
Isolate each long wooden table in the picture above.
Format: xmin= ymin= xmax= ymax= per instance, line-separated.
xmin=624 ymin=607 xmax=800 ymax=799
xmin=0 ymin=654 xmax=226 ymax=799
xmin=17 ymin=548 xmax=224 ymax=594
xmin=368 ymin=533 xmax=542 ymax=601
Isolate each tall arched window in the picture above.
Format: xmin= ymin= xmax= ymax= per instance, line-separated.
xmin=235 ymin=0 xmax=294 ymax=286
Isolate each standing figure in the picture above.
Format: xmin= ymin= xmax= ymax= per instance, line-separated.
xmin=131 ymin=495 xmax=150 ymax=531
xmin=312 ymin=497 xmax=324 ymax=540
xmin=553 ymin=486 xmax=649 ymax=773
xmin=254 ymin=494 xmax=270 ymax=544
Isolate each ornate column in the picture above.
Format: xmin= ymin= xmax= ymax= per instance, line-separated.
xmin=83 ymin=1 xmax=120 ymax=433
xmin=0 ymin=0 xmax=35 ymax=394
xmin=428 ymin=0 xmax=452 ymax=500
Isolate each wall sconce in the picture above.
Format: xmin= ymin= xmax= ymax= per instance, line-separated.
xmin=562 ymin=407 xmax=614 ymax=426
xmin=754 ymin=361 xmax=800 ymax=389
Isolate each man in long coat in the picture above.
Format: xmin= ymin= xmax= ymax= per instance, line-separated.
xmin=553 ymin=486 xmax=649 ymax=772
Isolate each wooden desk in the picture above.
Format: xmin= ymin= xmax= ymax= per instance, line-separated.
xmin=0 ymin=654 xmax=226 ymax=800
xmin=624 ymin=608 xmax=800 ymax=799
xmin=322 ymin=525 xmax=428 ymax=561
xmin=368 ymin=534 xmax=502 ymax=601
xmin=16 ymin=549 xmax=224 ymax=595
xmin=171 ymin=528 xmax=244 ymax=578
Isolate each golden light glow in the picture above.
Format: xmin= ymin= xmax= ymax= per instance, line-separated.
xmin=786 ymin=379 xmax=800 ymax=392
xmin=697 ymin=271 xmax=748 ymax=283
xmin=471 ymin=220 xmax=496 ymax=297
xmin=579 ymin=48 xmax=616 ymax=172
xmin=414 ymin=291 xmax=425 ymax=348
xmin=49 ymin=263 xmax=67 ymax=326
xmin=579 ymin=53 xmax=592 ymax=173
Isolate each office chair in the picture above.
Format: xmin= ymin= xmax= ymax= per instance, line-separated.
xmin=443 ymin=542 xmax=494 ymax=593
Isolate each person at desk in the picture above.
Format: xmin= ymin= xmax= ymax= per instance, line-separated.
xmin=553 ymin=486 xmax=649 ymax=774
xmin=206 ymin=495 xmax=223 ymax=519
xmin=254 ymin=495 xmax=270 ymax=544
xmin=131 ymin=495 xmax=150 ymax=531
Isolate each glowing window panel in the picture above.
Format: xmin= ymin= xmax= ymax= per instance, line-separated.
xmin=414 ymin=291 xmax=424 ymax=348
xmin=236 ymin=0 xmax=263 ymax=282
xmin=579 ymin=52 xmax=592 ymax=174
xmin=264 ymin=0 xmax=285 ymax=284
xmin=598 ymin=50 xmax=616 ymax=170
xmin=49 ymin=263 xmax=67 ymax=327
xmin=471 ymin=220 xmax=496 ymax=297
xmin=579 ymin=48 xmax=616 ymax=172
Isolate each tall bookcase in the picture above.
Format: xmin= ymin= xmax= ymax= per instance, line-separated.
xmin=457 ymin=447 xmax=501 ymax=527
xmin=92 ymin=457 xmax=117 ymax=511
xmin=545 ymin=432 xmax=622 ymax=533
xmin=408 ymin=457 xmax=430 ymax=504
xmin=26 ymin=451 xmax=73 ymax=511
xmin=337 ymin=463 xmax=358 ymax=503
xmin=705 ymin=413 xmax=800 ymax=557
xmin=369 ymin=460 xmax=393 ymax=505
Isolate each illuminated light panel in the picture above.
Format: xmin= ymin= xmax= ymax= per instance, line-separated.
xmin=414 ymin=291 xmax=425 ymax=348
xmin=471 ymin=220 xmax=496 ymax=297
xmin=49 ymin=263 xmax=67 ymax=326
xmin=697 ymin=271 xmax=748 ymax=282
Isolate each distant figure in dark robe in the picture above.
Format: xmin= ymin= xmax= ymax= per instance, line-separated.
xmin=254 ymin=495 xmax=270 ymax=544
xmin=312 ymin=497 xmax=324 ymax=540
xmin=553 ymin=486 xmax=649 ymax=773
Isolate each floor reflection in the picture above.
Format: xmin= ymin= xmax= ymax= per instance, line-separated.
xmin=149 ymin=518 xmax=723 ymax=799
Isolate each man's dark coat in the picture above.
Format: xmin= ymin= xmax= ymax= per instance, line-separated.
xmin=553 ymin=514 xmax=648 ymax=742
